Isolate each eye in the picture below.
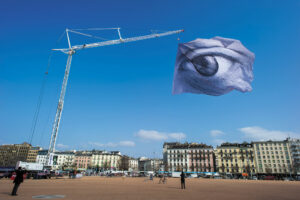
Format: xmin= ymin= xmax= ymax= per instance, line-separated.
xmin=191 ymin=55 xmax=218 ymax=76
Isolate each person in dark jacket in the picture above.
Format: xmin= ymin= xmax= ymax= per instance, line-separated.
xmin=11 ymin=167 xmax=25 ymax=196
xmin=180 ymin=171 xmax=185 ymax=189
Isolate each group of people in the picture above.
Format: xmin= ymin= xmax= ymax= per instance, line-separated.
xmin=158 ymin=174 xmax=167 ymax=184
xmin=152 ymin=171 xmax=186 ymax=189
xmin=9 ymin=168 xmax=186 ymax=196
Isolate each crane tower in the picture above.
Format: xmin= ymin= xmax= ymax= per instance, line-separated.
xmin=46 ymin=28 xmax=184 ymax=166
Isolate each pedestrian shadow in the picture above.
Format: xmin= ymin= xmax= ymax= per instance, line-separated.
xmin=167 ymin=186 xmax=181 ymax=189
xmin=1 ymin=192 xmax=11 ymax=195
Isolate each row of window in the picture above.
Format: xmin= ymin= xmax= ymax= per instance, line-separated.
xmin=220 ymin=163 xmax=255 ymax=167
xmin=221 ymin=159 xmax=254 ymax=163
xmin=218 ymin=149 xmax=252 ymax=153
xmin=168 ymin=150 xmax=213 ymax=154
xmin=220 ymin=169 xmax=255 ymax=173
xmin=257 ymin=155 xmax=287 ymax=159
xmin=258 ymin=163 xmax=291 ymax=168
xmin=258 ymin=160 xmax=290 ymax=164
xmin=257 ymin=150 xmax=287 ymax=154
xmin=257 ymin=146 xmax=286 ymax=150
xmin=218 ymin=154 xmax=254 ymax=158
xmin=255 ymin=143 xmax=287 ymax=147
xmin=258 ymin=168 xmax=289 ymax=173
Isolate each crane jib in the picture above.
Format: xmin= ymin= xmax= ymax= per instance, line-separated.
xmin=52 ymin=29 xmax=184 ymax=54
xmin=46 ymin=28 xmax=184 ymax=167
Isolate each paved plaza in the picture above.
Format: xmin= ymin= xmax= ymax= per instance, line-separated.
xmin=1 ymin=177 xmax=300 ymax=200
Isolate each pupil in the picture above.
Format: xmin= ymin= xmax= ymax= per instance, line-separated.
xmin=192 ymin=56 xmax=218 ymax=76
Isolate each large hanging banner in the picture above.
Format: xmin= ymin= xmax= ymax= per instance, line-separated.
xmin=173 ymin=37 xmax=255 ymax=96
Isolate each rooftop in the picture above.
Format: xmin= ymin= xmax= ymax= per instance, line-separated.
xmin=218 ymin=142 xmax=252 ymax=148
xmin=164 ymin=142 xmax=213 ymax=149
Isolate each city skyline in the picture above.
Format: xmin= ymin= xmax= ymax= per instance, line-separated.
xmin=2 ymin=138 xmax=299 ymax=176
xmin=1 ymin=0 xmax=300 ymax=158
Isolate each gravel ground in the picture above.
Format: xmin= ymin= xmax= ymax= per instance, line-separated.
xmin=1 ymin=176 xmax=300 ymax=200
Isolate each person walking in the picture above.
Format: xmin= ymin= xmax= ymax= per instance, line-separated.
xmin=11 ymin=167 xmax=25 ymax=196
xmin=180 ymin=171 xmax=185 ymax=189
xmin=159 ymin=174 xmax=163 ymax=184
xmin=149 ymin=173 xmax=153 ymax=181
xmin=162 ymin=174 xmax=167 ymax=184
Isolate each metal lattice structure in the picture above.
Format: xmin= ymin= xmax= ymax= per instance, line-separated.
xmin=46 ymin=28 xmax=184 ymax=166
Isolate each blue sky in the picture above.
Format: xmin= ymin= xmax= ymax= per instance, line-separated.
xmin=1 ymin=0 xmax=300 ymax=158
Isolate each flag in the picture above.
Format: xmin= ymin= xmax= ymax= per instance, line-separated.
xmin=172 ymin=37 xmax=255 ymax=96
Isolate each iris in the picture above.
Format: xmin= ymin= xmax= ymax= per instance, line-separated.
xmin=191 ymin=56 xmax=218 ymax=77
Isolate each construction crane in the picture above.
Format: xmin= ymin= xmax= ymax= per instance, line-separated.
xmin=45 ymin=28 xmax=184 ymax=166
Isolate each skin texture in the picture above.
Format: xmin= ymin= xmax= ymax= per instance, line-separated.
xmin=1 ymin=177 xmax=299 ymax=200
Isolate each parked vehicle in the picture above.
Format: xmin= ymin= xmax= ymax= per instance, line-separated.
xmin=171 ymin=172 xmax=181 ymax=178
xmin=0 ymin=167 xmax=15 ymax=178
xmin=264 ymin=176 xmax=275 ymax=180
xmin=16 ymin=161 xmax=43 ymax=171
xmin=0 ymin=173 xmax=5 ymax=179
xmin=213 ymin=176 xmax=222 ymax=179
xmin=283 ymin=177 xmax=294 ymax=181
xmin=198 ymin=174 xmax=211 ymax=178
xmin=225 ymin=173 xmax=233 ymax=179
xmin=190 ymin=173 xmax=198 ymax=178
xmin=0 ymin=171 xmax=12 ymax=179
xmin=36 ymin=170 xmax=51 ymax=179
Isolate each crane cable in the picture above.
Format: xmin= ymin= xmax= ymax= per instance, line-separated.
xmin=28 ymin=31 xmax=65 ymax=145
xmin=28 ymin=52 xmax=52 ymax=145
xmin=67 ymin=29 xmax=108 ymax=41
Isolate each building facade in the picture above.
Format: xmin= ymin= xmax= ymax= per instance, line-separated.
xmin=164 ymin=143 xmax=189 ymax=172
xmin=189 ymin=144 xmax=215 ymax=172
xmin=143 ymin=159 xmax=163 ymax=172
xmin=128 ymin=158 xmax=138 ymax=171
xmin=253 ymin=140 xmax=293 ymax=175
xmin=138 ymin=157 xmax=149 ymax=171
xmin=288 ymin=138 xmax=300 ymax=174
xmin=75 ymin=153 xmax=92 ymax=170
xmin=52 ymin=151 xmax=75 ymax=170
xmin=36 ymin=149 xmax=48 ymax=165
xmin=163 ymin=142 xmax=215 ymax=172
xmin=0 ymin=142 xmax=38 ymax=167
xmin=91 ymin=151 xmax=121 ymax=170
xmin=26 ymin=147 xmax=42 ymax=162
xmin=216 ymin=143 xmax=255 ymax=176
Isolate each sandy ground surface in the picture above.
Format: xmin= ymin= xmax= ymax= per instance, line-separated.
xmin=1 ymin=176 xmax=300 ymax=200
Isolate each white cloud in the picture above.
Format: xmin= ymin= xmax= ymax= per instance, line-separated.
xmin=136 ymin=130 xmax=168 ymax=141
xmin=136 ymin=129 xmax=186 ymax=141
xmin=119 ymin=141 xmax=135 ymax=147
xmin=56 ymin=143 xmax=69 ymax=149
xmin=106 ymin=142 xmax=118 ymax=147
xmin=168 ymin=133 xmax=186 ymax=140
xmin=89 ymin=141 xmax=135 ymax=148
xmin=239 ymin=126 xmax=300 ymax=141
xmin=210 ymin=130 xmax=224 ymax=137
xmin=212 ymin=139 xmax=225 ymax=145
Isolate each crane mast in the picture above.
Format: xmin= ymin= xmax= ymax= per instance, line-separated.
xmin=45 ymin=28 xmax=183 ymax=166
